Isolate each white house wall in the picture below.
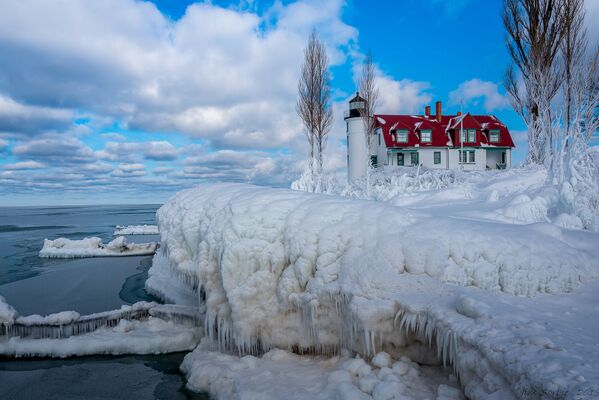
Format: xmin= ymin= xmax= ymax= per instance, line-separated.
xmin=417 ymin=148 xmax=447 ymax=169
xmin=361 ymin=128 xmax=512 ymax=172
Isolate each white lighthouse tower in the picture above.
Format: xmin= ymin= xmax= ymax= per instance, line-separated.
xmin=345 ymin=92 xmax=368 ymax=183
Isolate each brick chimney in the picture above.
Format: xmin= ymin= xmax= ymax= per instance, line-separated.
xmin=425 ymin=106 xmax=431 ymax=117
xmin=435 ymin=101 xmax=442 ymax=123
xmin=457 ymin=111 xmax=462 ymax=116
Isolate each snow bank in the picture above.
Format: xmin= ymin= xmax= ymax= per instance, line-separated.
xmin=181 ymin=339 xmax=463 ymax=400
xmin=39 ymin=236 xmax=158 ymax=258
xmin=113 ymin=224 xmax=159 ymax=235
xmin=156 ymin=183 xmax=599 ymax=399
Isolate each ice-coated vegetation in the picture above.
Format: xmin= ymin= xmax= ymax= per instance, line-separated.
xmin=154 ymin=171 xmax=599 ymax=399
xmin=39 ymin=236 xmax=158 ymax=258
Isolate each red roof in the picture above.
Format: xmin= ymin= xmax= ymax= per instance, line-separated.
xmin=374 ymin=113 xmax=515 ymax=149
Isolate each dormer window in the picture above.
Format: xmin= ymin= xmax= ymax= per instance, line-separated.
xmin=460 ymin=129 xmax=476 ymax=143
xmin=421 ymin=130 xmax=432 ymax=143
xmin=395 ymin=129 xmax=408 ymax=142
xmin=489 ymin=130 xmax=500 ymax=143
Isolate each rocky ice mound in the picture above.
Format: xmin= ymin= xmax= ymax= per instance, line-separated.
xmin=155 ymin=182 xmax=599 ymax=399
xmin=113 ymin=225 xmax=159 ymax=235
xmin=39 ymin=236 xmax=158 ymax=258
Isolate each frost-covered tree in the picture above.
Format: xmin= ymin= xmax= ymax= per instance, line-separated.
xmin=296 ymin=30 xmax=333 ymax=193
xmin=502 ymin=0 xmax=566 ymax=164
xmin=503 ymin=0 xmax=599 ymax=230
xmin=358 ymin=51 xmax=380 ymax=195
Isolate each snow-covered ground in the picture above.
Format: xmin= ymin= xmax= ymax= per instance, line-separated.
xmin=113 ymin=224 xmax=159 ymax=235
xmin=152 ymin=166 xmax=599 ymax=399
xmin=39 ymin=236 xmax=158 ymax=258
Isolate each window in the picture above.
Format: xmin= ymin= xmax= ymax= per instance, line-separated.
xmin=421 ymin=130 xmax=432 ymax=143
xmin=459 ymin=150 xmax=476 ymax=164
xmin=467 ymin=129 xmax=476 ymax=142
xmin=501 ymin=151 xmax=506 ymax=164
xmin=395 ymin=130 xmax=408 ymax=142
xmin=460 ymin=129 xmax=476 ymax=143
xmin=489 ymin=130 xmax=500 ymax=143
xmin=411 ymin=152 xmax=419 ymax=166
xmin=397 ymin=153 xmax=404 ymax=166
xmin=434 ymin=151 xmax=441 ymax=164
xmin=378 ymin=133 xmax=381 ymax=146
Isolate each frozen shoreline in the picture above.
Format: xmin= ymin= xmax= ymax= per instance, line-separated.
xmin=154 ymin=175 xmax=599 ymax=399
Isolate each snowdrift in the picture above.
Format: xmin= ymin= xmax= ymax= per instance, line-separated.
xmin=39 ymin=236 xmax=158 ymax=258
xmin=155 ymin=182 xmax=599 ymax=399
xmin=113 ymin=224 xmax=159 ymax=235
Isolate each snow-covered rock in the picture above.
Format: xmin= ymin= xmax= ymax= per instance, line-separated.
xmin=39 ymin=236 xmax=158 ymax=258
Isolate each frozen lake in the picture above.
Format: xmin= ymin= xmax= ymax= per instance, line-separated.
xmin=0 ymin=204 xmax=209 ymax=400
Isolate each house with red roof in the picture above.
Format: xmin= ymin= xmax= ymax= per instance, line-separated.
xmin=344 ymin=94 xmax=515 ymax=182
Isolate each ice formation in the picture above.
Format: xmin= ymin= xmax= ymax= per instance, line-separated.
xmin=0 ymin=300 xmax=203 ymax=357
xmin=113 ymin=224 xmax=159 ymax=235
xmin=153 ymin=179 xmax=599 ymax=399
xmin=39 ymin=236 xmax=158 ymax=258
xmin=181 ymin=340 xmax=463 ymax=400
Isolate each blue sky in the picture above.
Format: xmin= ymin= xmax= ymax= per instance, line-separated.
xmin=0 ymin=0 xmax=595 ymax=206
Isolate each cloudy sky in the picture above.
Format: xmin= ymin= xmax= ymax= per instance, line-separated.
xmin=0 ymin=0 xmax=597 ymax=206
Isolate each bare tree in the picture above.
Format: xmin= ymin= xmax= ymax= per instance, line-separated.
xmin=561 ymin=0 xmax=586 ymax=135
xmin=502 ymin=0 xmax=566 ymax=164
xmin=358 ymin=51 xmax=380 ymax=193
xmin=296 ymin=30 xmax=333 ymax=192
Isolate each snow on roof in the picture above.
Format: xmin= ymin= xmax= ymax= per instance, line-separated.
xmin=377 ymin=117 xmax=387 ymax=125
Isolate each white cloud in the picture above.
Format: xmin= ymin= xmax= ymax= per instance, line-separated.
xmin=0 ymin=0 xmax=356 ymax=152
xmin=449 ymin=79 xmax=509 ymax=112
xmin=0 ymin=139 xmax=7 ymax=151
xmin=0 ymin=95 xmax=73 ymax=135
xmin=96 ymin=140 xmax=180 ymax=162
xmin=12 ymin=136 xmax=94 ymax=164
xmin=4 ymin=160 xmax=46 ymax=170
xmin=112 ymin=163 xmax=146 ymax=177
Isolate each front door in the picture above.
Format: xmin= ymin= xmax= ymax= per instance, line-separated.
xmin=397 ymin=153 xmax=404 ymax=166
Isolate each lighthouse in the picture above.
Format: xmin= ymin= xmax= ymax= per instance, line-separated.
xmin=344 ymin=92 xmax=368 ymax=183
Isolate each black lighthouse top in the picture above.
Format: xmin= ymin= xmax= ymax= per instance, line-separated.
xmin=345 ymin=92 xmax=366 ymax=119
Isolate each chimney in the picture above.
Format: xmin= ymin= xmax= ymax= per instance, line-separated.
xmin=425 ymin=106 xmax=431 ymax=117
xmin=435 ymin=101 xmax=442 ymax=123
xmin=457 ymin=111 xmax=462 ymax=116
